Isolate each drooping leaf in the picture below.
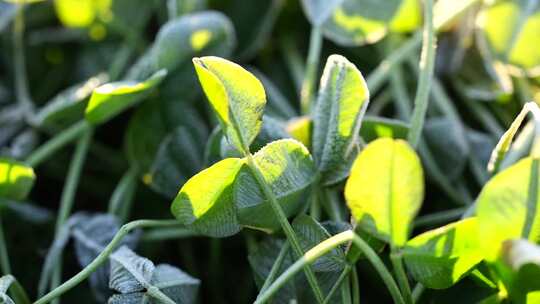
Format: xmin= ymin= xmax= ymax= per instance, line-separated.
xmin=150 ymin=264 xmax=200 ymax=303
xmin=360 ymin=116 xmax=409 ymax=142
xmin=321 ymin=0 xmax=421 ymax=46
xmin=171 ymin=158 xmax=243 ymax=237
xmin=477 ymin=157 xmax=540 ymax=261
xmin=34 ymin=74 xmax=107 ymax=128
xmin=72 ymin=213 xmax=140 ymax=301
xmin=85 ymin=69 xmax=167 ymax=125
xmin=424 ymin=117 xmax=470 ymax=181
xmin=477 ymin=0 xmax=540 ymax=75
xmin=234 ymin=139 xmax=316 ymax=232
xmin=312 ymin=54 xmax=369 ymax=185
xmin=109 ymin=246 xmax=200 ymax=304
xmin=403 ymin=218 xmax=483 ymax=289
xmin=193 ymin=56 xmax=266 ymax=154
xmin=0 ymin=158 xmax=35 ymax=200
xmin=300 ymin=0 xmax=344 ymax=26
xmin=344 ymin=138 xmax=424 ymax=246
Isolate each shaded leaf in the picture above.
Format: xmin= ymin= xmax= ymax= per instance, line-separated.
xmin=234 ymin=139 xmax=316 ymax=232
xmin=500 ymin=239 xmax=540 ymax=301
xmin=360 ymin=116 xmax=409 ymax=142
xmin=110 ymin=246 xmax=155 ymax=293
xmin=85 ymin=69 xmax=166 ymax=125
xmin=301 ymin=0 xmax=344 ymax=26
xmin=0 ymin=158 xmax=35 ymax=200
xmin=171 ymin=158 xmax=243 ymax=237
xmin=345 ymin=138 xmax=424 ymax=245
xmin=193 ymin=56 xmax=266 ymax=154
xmin=287 ymin=116 xmax=312 ymax=149
xmin=312 ymin=54 xmax=369 ymax=185
xmin=151 ymin=264 xmax=200 ymax=303
xmin=403 ymin=218 xmax=483 ymax=289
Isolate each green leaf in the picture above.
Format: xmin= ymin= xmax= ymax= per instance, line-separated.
xmin=424 ymin=117 xmax=470 ymax=181
xmin=345 ymin=138 xmax=424 ymax=246
xmin=193 ymin=56 xmax=266 ymax=153
xmin=234 ymin=139 xmax=316 ymax=232
xmin=287 ymin=116 xmax=312 ymax=149
xmin=301 ymin=0 xmax=344 ymax=26
xmin=150 ymin=264 xmax=200 ymax=303
xmin=360 ymin=116 xmax=409 ymax=142
xmin=403 ymin=218 xmax=483 ymax=289
xmin=321 ymin=0 xmax=421 ymax=46
xmin=54 ymin=0 xmax=112 ymax=28
xmin=477 ymin=0 xmax=540 ymax=75
xmin=477 ymin=157 xmax=540 ymax=261
xmin=109 ymin=246 xmax=155 ymax=294
xmin=0 ymin=158 xmax=35 ymax=201
xmin=0 ymin=275 xmax=15 ymax=304
xmin=171 ymin=158 xmax=243 ymax=237
xmin=500 ymin=239 xmax=540 ymax=302
xmin=85 ymin=69 xmax=167 ymax=125
xmin=34 ymin=74 xmax=107 ymax=128
xmin=312 ymin=54 xmax=369 ymax=185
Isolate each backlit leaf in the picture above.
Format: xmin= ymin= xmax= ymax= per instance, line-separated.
xmin=312 ymin=54 xmax=369 ymax=185
xmin=234 ymin=139 xmax=316 ymax=232
xmin=171 ymin=158 xmax=243 ymax=237
xmin=345 ymin=138 xmax=424 ymax=246
xmin=193 ymin=56 xmax=266 ymax=153
xmin=85 ymin=69 xmax=166 ymax=125
xmin=0 ymin=158 xmax=35 ymax=200
xmin=477 ymin=157 xmax=540 ymax=261
xmin=403 ymin=218 xmax=483 ymax=289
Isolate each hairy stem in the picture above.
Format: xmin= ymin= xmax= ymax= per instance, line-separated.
xmin=412 ymin=283 xmax=425 ymax=302
xmin=351 ymin=266 xmax=360 ymax=304
xmin=255 ymin=231 xmax=404 ymax=304
xmin=34 ymin=219 xmax=182 ymax=304
xmin=323 ymin=265 xmax=351 ymax=304
xmin=408 ymin=0 xmax=437 ymax=148
xmin=108 ymin=166 xmax=139 ymax=222
xmin=0 ymin=217 xmax=11 ymax=277
xmin=13 ymin=2 xmax=34 ymax=118
xmin=257 ymin=241 xmax=290 ymax=299
xmin=246 ymin=154 xmax=325 ymax=303
xmin=300 ymin=26 xmax=322 ymax=114
xmin=25 ymin=121 xmax=91 ymax=167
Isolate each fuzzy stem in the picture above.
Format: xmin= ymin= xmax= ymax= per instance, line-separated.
xmin=246 ymin=154 xmax=325 ymax=303
xmin=256 ymin=241 xmax=290 ymax=299
xmin=34 ymin=220 xmax=181 ymax=304
xmin=25 ymin=121 xmax=91 ymax=167
xmin=407 ymin=0 xmax=437 ymax=148
xmin=323 ymin=265 xmax=351 ymax=304
xmin=0 ymin=217 xmax=11 ymax=277
xmin=13 ymin=2 xmax=34 ymax=117
xmin=351 ymin=266 xmax=360 ymax=304
xmin=108 ymin=166 xmax=139 ymax=222
xmin=255 ymin=231 xmax=404 ymax=304
xmin=391 ymin=249 xmax=413 ymax=304
xmin=300 ymin=27 xmax=322 ymax=114
xmin=412 ymin=283 xmax=425 ymax=302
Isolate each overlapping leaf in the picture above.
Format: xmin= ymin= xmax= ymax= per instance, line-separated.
xmin=312 ymin=54 xmax=369 ymax=185
xmin=500 ymin=239 xmax=540 ymax=301
xmin=403 ymin=218 xmax=483 ymax=289
xmin=193 ymin=56 xmax=266 ymax=154
xmin=345 ymin=138 xmax=424 ymax=246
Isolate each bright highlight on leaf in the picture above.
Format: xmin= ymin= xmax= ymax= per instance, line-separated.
xmin=403 ymin=218 xmax=483 ymax=289
xmin=0 ymin=158 xmax=35 ymax=201
xmin=193 ymin=56 xmax=266 ymax=153
xmin=54 ymin=0 xmax=112 ymax=28
xmin=345 ymin=138 xmax=424 ymax=246
xmin=171 ymin=158 xmax=243 ymax=237
xmin=313 ymin=54 xmax=369 ymax=185
xmin=85 ymin=69 xmax=166 ymax=125
xmin=477 ymin=157 xmax=540 ymax=261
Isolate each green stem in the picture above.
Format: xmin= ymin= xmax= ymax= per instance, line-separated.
xmin=391 ymin=249 xmax=413 ymax=304
xmin=414 ymin=207 xmax=467 ymax=228
xmin=34 ymin=219 xmax=181 ymax=304
xmin=108 ymin=166 xmax=139 ymax=223
xmin=4 ymin=275 xmax=31 ymax=304
xmin=255 ymin=231 xmax=404 ymax=304
xmin=49 ymin=128 xmax=93 ymax=303
xmin=408 ymin=0 xmax=437 ymax=148
xmin=25 ymin=121 xmax=91 ymax=167
xmin=300 ymin=26 xmax=322 ymax=114
xmin=351 ymin=266 xmax=360 ymax=304
xmin=280 ymin=34 xmax=305 ymax=93
xmin=141 ymin=227 xmax=198 ymax=242
xmin=323 ymin=265 xmax=351 ymax=304
xmin=146 ymin=286 xmax=176 ymax=304
xmin=245 ymin=154 xmax=325 ymax=303
xmin=389 ymin=62 xmax=412 ymax=120
xmin=412 ymin=283 xmax=425 ymax=302
xmin=256 ymin=242 xmax=290 ymax=298
xmin=13 ymin=2 xmax=34 ymax=117
xmin=0 ymin=217 xmax=11 ymax=276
